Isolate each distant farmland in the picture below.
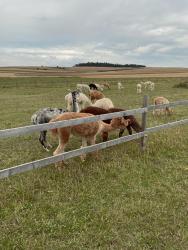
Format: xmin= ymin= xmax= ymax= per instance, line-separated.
xmin=1 ymin=66 xmax=188 ymax=78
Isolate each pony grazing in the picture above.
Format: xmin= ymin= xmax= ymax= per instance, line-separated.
xmin=117 ymin=82 xmax=124 ymax=90
xmin=80 ymin=106 xmax=142 ymax=141
xmin=92 ymin=97 xmax=114 ymax=110
xmin=89 ymin=83 xmax=98 ymax=90
xmin=137 ymin=83 xmax=142 ymax=94
xmin=89 ymin=90 xmax=105 ymax=103
xmin=101 ymin=82 xmax=110 ymax=89
xmin=31 ymin=107 xmax=66 ymax=151
xmin=50 ymin=112 xmax=130 ymax=168
xmin=108 ymin=108 xmax=142 ymax=138
xmin=76 ymin=83 xmax=90 ymax=95
xmin=153 ymin=96 xmax=172 ymax=115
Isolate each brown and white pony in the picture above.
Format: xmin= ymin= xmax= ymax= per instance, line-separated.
xmin=89 ymin=90 xmax=105 ymax=103
xmin=50 ymin=112 xmax=130 ymax=168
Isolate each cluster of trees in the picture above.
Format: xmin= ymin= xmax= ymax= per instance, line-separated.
xmin=74 ymin=62 xmax=146 ymax=68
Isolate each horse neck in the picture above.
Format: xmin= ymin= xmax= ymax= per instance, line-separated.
xmin=73 ymin=102 xmax=80 ymax=112
xmin=87 ymin=98 xmax=92 ymax=106
xmin=98 ymin=121 xmax=114 ymax=133
xmin=72 ymin=94 xmax=79 ymax=112
xmin=83 ymin=95 xmax=92 ymax=107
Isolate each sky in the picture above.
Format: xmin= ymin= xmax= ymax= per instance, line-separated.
xmin=0 ymin=0 xmax=188 ymax=67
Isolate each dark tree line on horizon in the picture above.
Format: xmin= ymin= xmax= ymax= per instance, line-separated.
xmin=74 ymin=62 xmax=146 ymax=68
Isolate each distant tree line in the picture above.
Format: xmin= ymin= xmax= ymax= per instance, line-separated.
xmin=74 ymin=62 xmax=146 ymax=68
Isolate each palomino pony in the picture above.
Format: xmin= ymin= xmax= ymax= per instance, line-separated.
xmin=153 ymin=96 xmax=173 ymax=115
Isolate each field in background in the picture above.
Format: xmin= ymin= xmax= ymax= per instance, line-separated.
xmin=0 ymin=76 xmax=188 ymax=249
xmin=1 ymin=66 xmax=188 ymax=78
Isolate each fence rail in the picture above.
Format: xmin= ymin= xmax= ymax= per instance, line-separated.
xmin=0 ymin=100 xmax=188 ymax=139
xmin=147 ymin=100 xmax=188 ymax=111
xmin=1 ymin=118 xmax=188 ymax=179
xmin=0 ymin=98 xmax=188 ymax=179
xmin=0 ymin=108 xmax=146 ymax=139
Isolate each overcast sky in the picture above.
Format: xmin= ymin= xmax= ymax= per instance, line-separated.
xmin=0 ymin=0 xmax=188 ymax=67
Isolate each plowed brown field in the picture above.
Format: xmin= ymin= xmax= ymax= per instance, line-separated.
xmin=1 ymin=66 xmax=188 ymax=78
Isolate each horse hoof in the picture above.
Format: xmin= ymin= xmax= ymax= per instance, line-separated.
xmin=80 ymin=156 xmax=86 ymax=162
xmin=80 ymin=158 xmax=86 ymax=163
xmin=57 ymin=166 xmax=64 ymax=172
xmin=55 ymin=162 xmax=65 ymax=171
xmin=44 ymin=147 xmax=50 ymax=152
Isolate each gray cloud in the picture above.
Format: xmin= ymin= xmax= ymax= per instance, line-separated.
xmin=0 ymin=0 xmax=188 ymax=66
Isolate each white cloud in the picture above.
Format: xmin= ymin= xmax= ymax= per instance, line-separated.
xmin=156 ymin=46 xmax=174 ymax=53
xmin=146 ymin=26 xmax=177 ymax=37
xmin=0 ymin=0 xmax=188 ymax=66
xmin=134 ymin=44 xmax=161 ymax=54
xmin=175 ymin=35 xmax=188 ymax=48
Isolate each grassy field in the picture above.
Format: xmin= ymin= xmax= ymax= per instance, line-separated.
xmin=0 ymin=77 xmax=188 ymax=249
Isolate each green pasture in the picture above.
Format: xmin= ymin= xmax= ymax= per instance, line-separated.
xmin=0 ymin=77 xmax=188 ymax=249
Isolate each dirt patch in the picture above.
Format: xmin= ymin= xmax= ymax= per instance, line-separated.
xmin=0 ymin=72 xmax=16 ymax=77
xmin=79 ymin=73 xmax=188 ymax=78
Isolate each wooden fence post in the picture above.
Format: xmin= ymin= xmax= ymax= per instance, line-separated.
xmin=141 ymin=95 xmax=148 ymax=150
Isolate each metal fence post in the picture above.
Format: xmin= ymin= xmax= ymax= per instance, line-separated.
xmin=141 ymin=95 xmax=148 ymax=150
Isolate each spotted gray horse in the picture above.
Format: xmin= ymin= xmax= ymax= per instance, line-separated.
xmin=31 ymin=91 xmax=79 ymax=151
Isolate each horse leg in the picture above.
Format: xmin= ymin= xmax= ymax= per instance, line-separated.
xmin=87 ymin=136 xmax=98 ymax=159
xmin=155 ymin=109 xmax=160 ymax=116
xmin=119 ymin=128 xmax=125 ymax=137
xmin=80 ymin=137 xmax=87 ymax=162
xmin=42 ymin=130 xmax=53 ymax=149
xmin=53 ymin=129 xmax=70 ymax=170
xmin=102 ymin=131 xmax=108 ymax=142
xmin=127 ymin=124 xmax=133 ymax=135
xmin=39 ymin=131 xmax=50 ymax=151
xmin=166 ymin=107 xmax=172 ymax=115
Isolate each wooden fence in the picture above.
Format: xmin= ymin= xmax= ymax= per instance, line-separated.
xmin=0 ymin=97 xmax=188 ymax=179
